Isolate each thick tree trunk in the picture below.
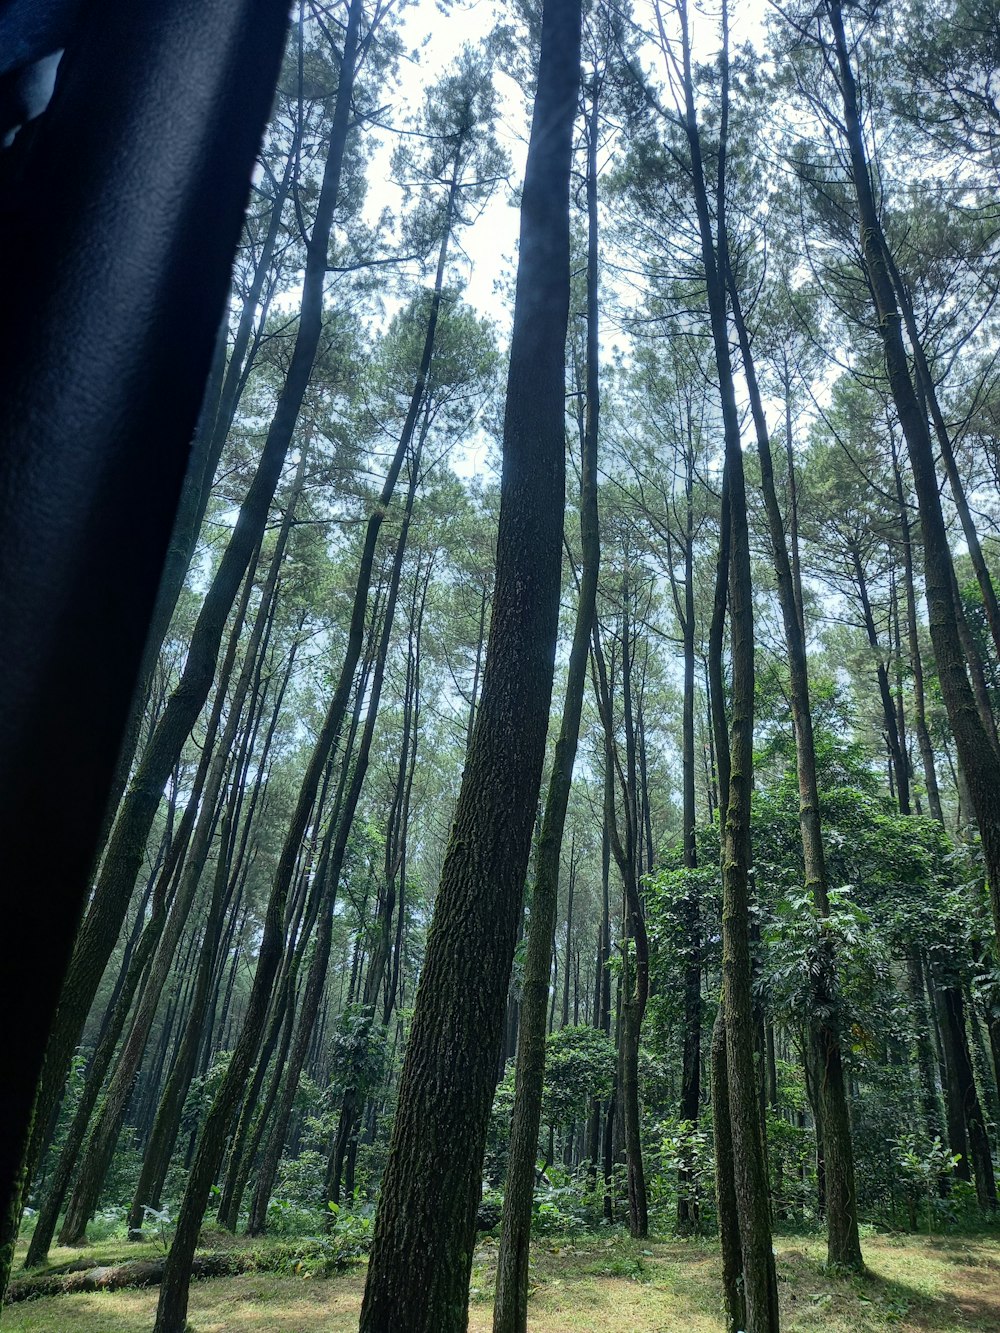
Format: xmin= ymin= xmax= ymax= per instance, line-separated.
xmin=358 ymin=3 xmax=580 ymax=1325
xmin=493 ymin=76 xmax=601 ymax=1333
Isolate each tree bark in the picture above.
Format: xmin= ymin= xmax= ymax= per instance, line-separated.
xmin=728 ymin=254 xmax=863 ymax=1272
xmin=493 ymin=74 xmax=601 ymax=1329
xmin=358 ymin=2 xmax=580 ymax=1324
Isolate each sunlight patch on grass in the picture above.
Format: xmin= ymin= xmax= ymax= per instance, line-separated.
xmin=3 ymin=1231 xmax=999 ymax=1332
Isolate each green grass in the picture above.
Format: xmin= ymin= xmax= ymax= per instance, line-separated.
xmin=5 ymin=1231 xmax=1000 ymax=1330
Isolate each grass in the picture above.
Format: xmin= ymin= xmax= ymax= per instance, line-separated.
xmin=5 ymin=1230 xmax=1000 ymax=1331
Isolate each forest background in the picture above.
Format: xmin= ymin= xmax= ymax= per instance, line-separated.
xmin=4 ymin=1 xmax=1000 ymax=1331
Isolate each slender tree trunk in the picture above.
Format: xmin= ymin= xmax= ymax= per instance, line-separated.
xmin=931 ymin=974 xmax=972 ymax=1183
xmin=728 ymin=259 xmax=863 ymax=1272
xmin=151 ymin=19 xmax=369 ymax=1331
xmin=677 ymin=435 xmax=702 ymax=1234
xmin=907 ymin=952 xmax=944 ymax=1143
xmin=58 ymin=453 xmax=305 ymax=1247
xmin=882 ymin=243 xmax=1000 ymax=662
xmin=827 ymin=0 xmax=1000 ymax=952
xmin=712 ymin=1006 xmax=746 ymax=1333
xmin=940 ymin=982 xmax=997 ymax=1209
xmin=250 ymin=446 xmax=421 ymax=1234
xmin=126 ymin=618 xmax=300 ymax=1234
xmin=894 ymin=456 xmax=945 ymax=822
xmin=671 ymin=0 xmax=778 ymax=1322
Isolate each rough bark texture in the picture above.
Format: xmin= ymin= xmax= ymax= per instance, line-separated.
xmin=493 ymin=77 xmax=601 ymax=1326
xmin=711 ymin=1006 xmax=746 ymax=1333
xmin=358 ymin=1 xmax=580 ymax=1325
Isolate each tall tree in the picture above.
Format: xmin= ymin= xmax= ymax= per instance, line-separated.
xmin=493 ymin=35 xmax=603 ymax=1325
xmin=358 ymin=0 xmax=582 ymax=1324
xmin=812 ymin=0 xmax=1000 ymax=952
xmin=654 ymin=0 xmax=780 ymax=1323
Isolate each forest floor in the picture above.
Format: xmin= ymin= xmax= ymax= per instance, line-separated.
xmin=6 ymin=1229 xmax=1000 ymax=1331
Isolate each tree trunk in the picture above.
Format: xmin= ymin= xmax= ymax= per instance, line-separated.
xmin=712 ymin=1006 xmax=746 ymax=1333
xmin=493 ymin=76 xmax=600 ymax=1323
xmin=673 ymin=0 xmax=778 ymax=1322
xmin=728 ymin=254 xmax=862 ymax=1272
xmin=677 ymin=439 xmax=702 ymax=1233
xmin=151 ymin=15 xmax=369 ymax=1330
xmin=906 ymin=951 xmax=944 ymax=1143
xmin=358 ymin=2 xmax=580 ymax=1325
xmin=894 ymin=456 xmax=945 ymax=822
xmin=249 ymin=446 xmax=421 ymax=1234
xmin=940 ymin=982 xmax=997 ymax=1210
xmin=827 ymin=0 xmax=1000 ymax=952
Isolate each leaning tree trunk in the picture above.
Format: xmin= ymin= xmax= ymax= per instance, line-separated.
xmin=126 ymin=623 xmax=298 ymax=1234
xmin=883 ymin=243 xmax=1000 ymax=664
xmin=150 ymin=12 xmax=371 ymax=1331
xmin=358 ymin=2 xmax=581 ymax=1326
xmin=30 ymin=544 xmax=260 ymax=1257
xmin=492 ymin=74 xmax=601 ymax=1332
xmin=248 ymin=451 xmax=421 ymax=1235
xmin=57 ymin=455 xmax=305 ymax=1250
xmin=827 ymin=0 xmax=1000 ymax=954
xmin=100 ymin=140 xmax=297 ymax=846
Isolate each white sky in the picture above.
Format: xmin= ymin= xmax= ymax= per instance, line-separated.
xmin=353 ymin=0 xmax=772 ymax=477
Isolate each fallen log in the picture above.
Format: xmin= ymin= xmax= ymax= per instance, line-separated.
xmin=7 ymin=1251 xmax=253 ymax=1303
